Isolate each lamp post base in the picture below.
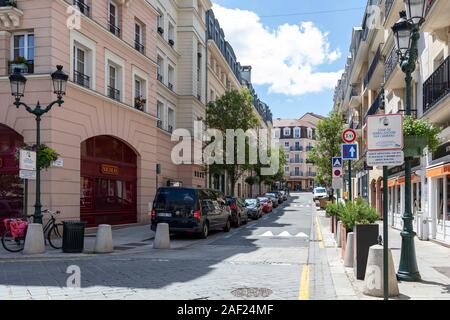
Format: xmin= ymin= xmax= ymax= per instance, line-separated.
xmin=397 ymin=231 xmax=421 ymax=282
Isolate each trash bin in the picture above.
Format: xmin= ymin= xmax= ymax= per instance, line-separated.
xmin=62 ymin=221 xmax=87 ymax=253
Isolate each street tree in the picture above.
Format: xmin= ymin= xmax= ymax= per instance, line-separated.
xmin=206 ymin=88 xmax=260 ymax=196
xmin=307 ymin=111 xmax=344 ymax=188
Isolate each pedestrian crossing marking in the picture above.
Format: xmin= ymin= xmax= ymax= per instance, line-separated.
xmin=261 ymin=231 xmax=274 ymax=237
xmin=295 ymin=232 xmax=309 ymax=238
xmin=278 ymin=231 xmax=292 ymax=237
xmin=257 ymin=231 xmax=309 ymax=238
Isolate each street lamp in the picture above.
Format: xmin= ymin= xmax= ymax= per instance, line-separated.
xmin=9 ymin=65 xmax=68 ymax=224
xmin=391 ymin=0 xmax=427 ymax=282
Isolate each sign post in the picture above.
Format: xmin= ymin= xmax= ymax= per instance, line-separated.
xmin=342 ymin=143 xmax=358 ymax=202
xmin=19 ymin=150 xmax=37 ymax=219
xmin=366 ymin=114 xmax=404 ymax=301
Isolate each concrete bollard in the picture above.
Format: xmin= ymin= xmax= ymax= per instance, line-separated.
xmin=344 ymin=232 xmax=354 ymax=267
xmin=363 ymin=245 xmax=399 ymax=298
xmin=337 ymin=221 xmax=342 ymax=248
xmin=94 ymin=224 xmax=114 ymax=253
xmin=23 ymin=224 xmax=46 ymax=255
xmin=153 ymin=223 xmax=170 ymax=249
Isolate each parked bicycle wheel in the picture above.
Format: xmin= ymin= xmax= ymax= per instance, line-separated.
xmin=1 ymin=231 xmax=25 ymax=252
xmin=48 ymin=223 xmax=64 ymax=249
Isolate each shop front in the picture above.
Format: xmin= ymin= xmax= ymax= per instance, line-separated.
xmin=80 ymin=136 xmax=138 ymax=227
xmin=426 ymin=146 xmax=450 ymax=244
xmin=0 ymin=124 xmax=24 ymax=235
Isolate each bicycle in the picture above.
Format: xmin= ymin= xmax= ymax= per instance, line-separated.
xmin=1 ymin=209 xmax=64 ymax=252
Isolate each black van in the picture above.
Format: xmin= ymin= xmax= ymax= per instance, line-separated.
xmin=150 ymin=187 xmax=232 ymax=239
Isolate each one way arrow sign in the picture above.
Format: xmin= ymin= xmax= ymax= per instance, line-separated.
xmin=342 ymin=143 xmax=358 ymax=161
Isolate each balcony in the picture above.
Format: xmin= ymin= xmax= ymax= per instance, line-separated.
xmin=168 ymin=82 xmax=174 ymax=91
xmin=290 ymin=159 xmax=302 ymax=164
xmin=157 ymin=120 xmax=163 ymax=129
xmin=422 ymin=0 xmax=450 ymax=35
xmin=364 ymin=46 xmax=384 ymax=91
xmin=8 ymin=59 xmax=34 ymax=74
xmin=107 ymin=86 xmax=120 ymax=101
xmin=364 ymin=89 xmax=384 ymax=121
xmin=349 ymin=85 xmax=362 ymax=108
xmin=73 ymin=0 xmax=89 ymax=16
xmin=0 ymin=0 xmax=22 ymax=28
xmin=384 ymin=0 xmax=394 ymax=20
xmin=290 ymin=172 xmax=303 ymax=177
xmin=290 ymin=146 xmax=303 ymax=152
xmin=306 ymin=146 xmax=314 ymax=152
xmin=134 ymin=41 xmax=145 ymax=54
xmin=423 ymin=55 xmax=450 ymax=114
xmin=157 ymin=74 xmax=163 ymax=82
xmin=308 ymin=172 xmax=317 ymax=177
xmin=306 ymin=159 xmax=315 ymax=165
xmin=73 ymin=70 xmax=90 ymax=88
xmin=109 ymin=22 xmax=120 ymax=37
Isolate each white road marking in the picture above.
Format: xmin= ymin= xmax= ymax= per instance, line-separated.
xmin=295 ymin=232 xmax=309 ymax=238
xmin=278 ymin=231 xmax=292 ymax=237
xmin=260 ymin=231 xmax=274 ymax=237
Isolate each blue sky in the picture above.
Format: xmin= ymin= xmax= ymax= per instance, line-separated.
xmin=211 ymin=0 xmax=368 ymax=119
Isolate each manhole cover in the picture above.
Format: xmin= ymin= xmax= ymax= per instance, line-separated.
xmin=231 ymin=288 xmax=273 ymax=298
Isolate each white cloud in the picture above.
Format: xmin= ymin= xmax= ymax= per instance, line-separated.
xmin=212 ymin=4 xmax=343 ymax=96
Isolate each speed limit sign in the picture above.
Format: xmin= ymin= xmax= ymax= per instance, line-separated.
xmin=342 ymin=129 xmax=357 ymax=144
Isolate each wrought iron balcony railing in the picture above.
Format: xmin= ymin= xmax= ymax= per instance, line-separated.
xmin=73 ymin=0 xmax=90 ymax=16
xmin=109 ymin=22 xmax=121 ymax=37
xmin=423 ymin=55 xmax=450 ymax=113
xmin=365 ymin=89 xmax=384 ymax=120
xmin=134 ymin=41 xmax=145 ymax=54
xmin=107 ymin=86 xmax=121 ymax=101
xmin=73 ymin=70 xmax=90 ymax=88
xmin=364 ymin=46 xmax=382 ymax=89
xmin=385 ymin=46 xmax=399 ymax=82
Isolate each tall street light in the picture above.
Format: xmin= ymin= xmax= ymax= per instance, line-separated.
xmin=391 ymin=0 xmax=427 ymax=282
xmin=9 ymin=65 xmax=68 ymax=224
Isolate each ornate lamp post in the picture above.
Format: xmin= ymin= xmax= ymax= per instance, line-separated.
xmin=391 ymin=0 xmax=427 ymax=282
xmin=9 ymin=65 xmax=68 ymax=224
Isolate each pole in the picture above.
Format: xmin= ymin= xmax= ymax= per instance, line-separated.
xmin=33 ymin=114 xmax=42 ymax=224
xmin=22 ymin=179 xmax=28 ymax=220
xmin=397 ymin=69 xmax=421 ymax=281
xmin=348 ymin=160 xmax=352 ymax=202
xmin=383 ymin=166 xmax=389 ymax=300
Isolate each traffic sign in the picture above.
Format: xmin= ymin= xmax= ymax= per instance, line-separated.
xmin=367 ymin=114 xmax=403 ymax=151
xmin=342 ymin=143 xmax=358 ymax=160
xmin=19 ymin=169 xmax=36 ymax=180
xmin=342 ymin=129 xmax=357 ymax=144
xmin=332 ymin=157 xmax=342 ymax=168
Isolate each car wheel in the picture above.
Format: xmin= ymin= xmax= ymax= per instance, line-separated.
xmin=199 ymin=221 xmax=209 ymax=239
xmin=243 ymin=215 xmax=249 ymax=224
xmin=223 ymin=219 xmax=231 ymax=232
xmin=235 ymin=215 xmax=241 ymax=227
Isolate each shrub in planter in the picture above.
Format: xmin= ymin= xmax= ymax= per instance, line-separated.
xmin=352 ymin=198 xmax=380 ymax=280
xmin=337 ymin=202 xmax=357 ymax=258
xmin=403 ymin=116 xmax=440 ymax=158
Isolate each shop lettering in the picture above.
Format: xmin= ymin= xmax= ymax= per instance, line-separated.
xmin=101 ymin=164 xmax=119 ymax=175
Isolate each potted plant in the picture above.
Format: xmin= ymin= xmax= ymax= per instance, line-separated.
xmin=9 ymin=56 xmax=29 ymax=73
xmin=325 ymin=202 xmax=340 ymax=234
xmin=353 ymin=198 xmax=380 ymax=280
xmin=15 ymin=144 xmax=59 ymax=170
xmin=134 ymin=96 xmax=146 ymax=111
xmin=403 ymin=116 xmax=440 ymax=158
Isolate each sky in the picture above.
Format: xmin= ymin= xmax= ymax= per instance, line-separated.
xmin=211 ymin=0 xmax=369 ymax=119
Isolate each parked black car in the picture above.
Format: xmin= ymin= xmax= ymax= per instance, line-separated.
xmin=265 ymin=192 xmax=281 ymax=206
xmin=244 ymin=198 xmax=263 ymax=220
xmin=151 ymin=187 xmax=232 ymax=239
xmin=226 ymin=196 xmax=249 ymax=227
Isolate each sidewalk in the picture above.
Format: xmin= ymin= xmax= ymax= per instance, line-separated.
xmin=0 ymin=224 xmax=155 ymax=261
xmin=317 ymin=211 xmax=450 ymax=300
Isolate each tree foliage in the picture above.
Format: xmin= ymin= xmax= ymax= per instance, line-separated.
xmin=307 ymin=111 xmax=344 ymax=188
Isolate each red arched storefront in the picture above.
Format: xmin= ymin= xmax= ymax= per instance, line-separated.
xmin=80 ymin=136 xmax=137 ymax=227
xmin=0 ymin=124 xmax=24 ymax=235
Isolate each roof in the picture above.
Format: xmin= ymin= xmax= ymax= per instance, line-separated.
xmin=272 ymin=119 xmax=316 ymax=128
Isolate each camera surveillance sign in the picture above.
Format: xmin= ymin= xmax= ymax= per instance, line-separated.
xmin=367 ymin=114 xmax=403 ymax=151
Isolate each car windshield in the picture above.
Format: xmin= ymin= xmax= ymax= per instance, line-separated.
xmin=245 ymin=199 xmax=257 ymax=206
xmin=265 ymin=193 xmax=276 ymax=197
xmin=258 ymin=197 xmax=268 ymax=203
xmin=154 ymin=188 xmax=196 ymax=214
xmin=315 ymin=188 xmax=326 ymax=193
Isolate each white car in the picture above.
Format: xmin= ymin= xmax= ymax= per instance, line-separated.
xmin=313 ymin=187 xmax=328 ymax=201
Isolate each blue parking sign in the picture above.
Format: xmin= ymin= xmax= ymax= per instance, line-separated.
xmin=342 ymin=144 xmax=358 ymax=160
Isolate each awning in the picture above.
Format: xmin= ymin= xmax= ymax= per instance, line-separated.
xmin=426 ymin=163 xmax=450 ymax=178
xmin=388 ymin=174 xmax=420 ymax=187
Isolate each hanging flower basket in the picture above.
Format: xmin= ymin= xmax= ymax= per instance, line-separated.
xmin=403 ymin=136 xmax=428 ymax=158
xmin=15 ymin=144 xmax=59 ymax=170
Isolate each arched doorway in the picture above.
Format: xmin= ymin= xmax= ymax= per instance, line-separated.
xmin=0 ymin=124 xmax=24 ymax=235
xmin=80 ymin=136 xmax=137 ymax=227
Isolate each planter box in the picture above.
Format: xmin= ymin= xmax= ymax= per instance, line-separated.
xmin=341 ymin=224 xmax=349 ymax=260
xmin=404 ymin=136 xmax=427 ymax=158
xmin=353 ymin=224 xmax=379 ymax=280
xmin=331 ymin=215 xmax=336 ymax=234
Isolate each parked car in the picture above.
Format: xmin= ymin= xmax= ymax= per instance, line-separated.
xmin=279 ymin=190 xmax=288 ymax=201
xmin=226 ymin=196 xmax=249 ymax=227
xmin=270 ymin=191 xmax=284 ymax=203
xmin=265 ymin=192 xmax=280 ymax=206
xmin=313 ymin=187 xmax=328 ymax=201
xmin=150 ymin=187 xmax=232 ymax=239
xmin=257 ymin=197 xmax=273 ymax=213
xmin=244 ymin=198 xmax=263 ymax=220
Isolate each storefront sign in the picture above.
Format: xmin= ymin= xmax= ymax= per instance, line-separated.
xmin=19 ymin=149 xmax=37 ymax=171
xmin=367 ymin=114 xmax=403 ymax=151
xmin=19 ymin=169 xmax=36 ymax=180
xmin=101 ymin=164 xmax=119 ymax=175
xmin=426 ymin=164 xmax=450 ymax=178
xmin=367 ymin=150 xmax=405 ymax=167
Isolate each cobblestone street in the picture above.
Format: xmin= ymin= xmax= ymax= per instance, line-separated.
xmin=0 ymin=193 xmax=332 ymax=300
